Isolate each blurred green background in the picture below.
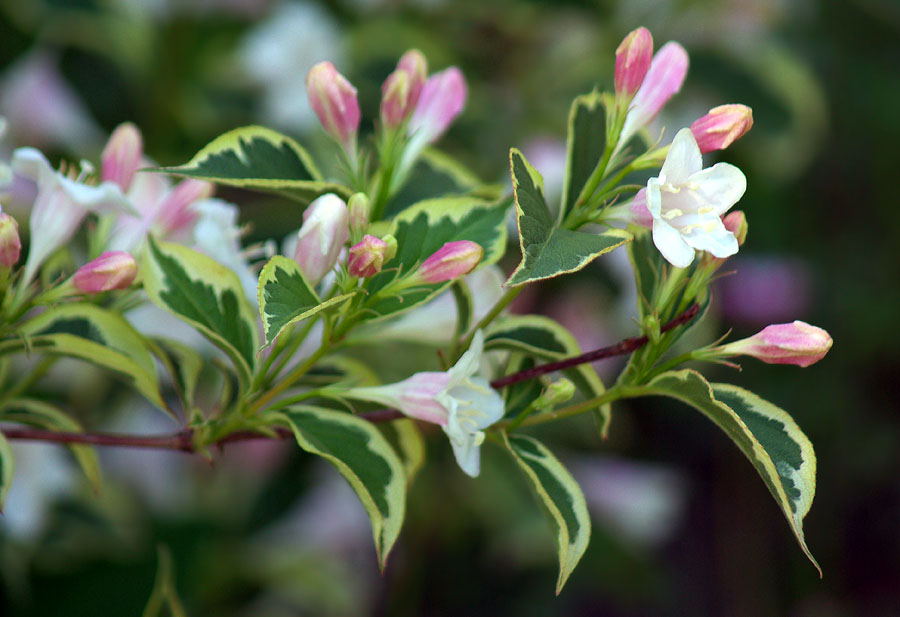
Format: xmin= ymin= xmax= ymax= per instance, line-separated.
xmin=1 ymin=0 xmax=898 ymax=615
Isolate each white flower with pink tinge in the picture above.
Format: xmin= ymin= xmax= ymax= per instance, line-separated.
xmin=647 ymin=128 xmax=747 ymax=268
xmin=349 ymin=330 xmax=504 ymax=477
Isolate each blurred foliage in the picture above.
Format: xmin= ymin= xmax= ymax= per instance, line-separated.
xmin=0 ymin=0 xmax=898 ymax=615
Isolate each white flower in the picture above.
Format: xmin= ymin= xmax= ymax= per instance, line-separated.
xmin=647 ymin=128 xmax=747 ymax=268
xmin=12 ymin=147 xmax=133 ymax=286
xmin=349 ymin=330 xmax=504 ymax=477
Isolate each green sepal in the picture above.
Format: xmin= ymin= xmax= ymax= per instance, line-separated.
xmin=157 ymin=125 xmax=351 ymax=204
xmin=274 ymin=406 xmax=407 ymax=568
xmin=362 ymin=196 xmax=509 ymax=323
xmin=0 ymin=398 xmax=101 ymax=490
xmin=641 ymin=369 xmax=821 ymax=574
xmin=143 ymin=237 xmax=259 ymax=391
xmin=0 ymin=431 xmax=13 ymax=511
xmin=502 ymin=432 xmax=591 ymax=594
xmin=12 ymin=303 xmax=167 ymax=412
xmin=560 ymin=91 xmax=608 ymax=220
xmin=506 ymin=148 xmax=630 ymax=287
xmin=486 ymin=314 xmax=611 ymax=436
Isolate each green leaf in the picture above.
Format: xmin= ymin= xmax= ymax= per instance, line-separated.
xmin=11 ymin=304 xmax=167 ymax=411
xmin=641 ymin=369 xmax=820 ymax=574
xmin=276 ymin=406 xmax=407 ymax=567
xmin=486 ymin=314 xmax=611 ymax=436
xmin=158 ymin=125 xmax=351 ymax=204
xmin=560 ymin=91 xmax=607 ymax=220
xmin=257 ymin=255 xmax=355 ymax=348
xmin=506 ymin=148 xmax=630 ymax=287
xmin=626 ymin=228 xmax=664 ymax=318
xmin=0 ymin=398 xmax=101 ymax=490
xmin=362 ymin=196 xmax=509 ymax=323
xmin=0 ymin=431 xmax=13 ymax=511
xmin=388 ymin=148 xmax=503 ymax=216
xmin=379 ymin=419 xmax=426 ymax=487
xmin=144 ymin=237 xmax=259 ymax=390
xmin=141 ymin=546 xmax=188 ymax=617
xmin=503 ymin=433 xmax=591 ymax=594
xmin=150 ymin=337 xmax=205 ymax=415
xmin=502 ymin=356 xmax=543 ymax=420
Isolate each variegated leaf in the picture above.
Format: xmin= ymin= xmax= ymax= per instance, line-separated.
xmin=0 ymin=431 xmax=13 ymax=511
xmin=276 ymin=406 xmax=407 ymax=568
xmin=560 ymin=91 xmax=608 ymax=220
xmin=503 ymin=433 xmax=591 ymax=594
xmin=640 ymin=369 xmax=820 ymax=574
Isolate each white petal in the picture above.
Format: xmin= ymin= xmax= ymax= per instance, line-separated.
xmin=660 ymin=128 xmax=702 ymax=184
xmin=450 ymin=329 xmax=484 ymax=383
xmin=11 ymin=147 xmax=57 ymax=185
xmin=688 ymin=162 xmax=747 ymax=215
xmin=652 ymin=219 xmax=695 ymax=268
xmin=446 ymin=429 xmax=481 ymax=477
xmin=682 ymin=221 xmax=739 ymax=258
xmin=645 ymin=178 xmax=663 ymax=217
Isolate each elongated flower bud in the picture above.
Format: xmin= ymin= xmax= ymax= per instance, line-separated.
xmin=417 ymin=240 xmax=482 ymax=283
xmin=407 ymin=67 xmax=467 ymax=144
xmin=0 ymin=213 xmax=21 ymax=268
xmin=628 ymin=187 xmax=654 ymax=228
xmin=722 ymin=210 xmax=748 ymax=246
xmin=380 ymin=70 xmax=412 ymax=130
xmin=74 ymin=251 xmax=137 ymax=292
xmin=397 ymin=49 xmax=427 ymax=106
xmin=101 ymin=122 xmax=142 ymax=191
xmin=690 ymin=104 xmax=753 ymax=153
xmin=382 ymin=233 xmax=398 ymax=262
xmin=620 ymin=42 xmax=689 ymax=144
xmin=615 ymin=27 xmax=654 ymax=98
xmin=348 ymin=234 xmax=388 ymax=278
xmin=306 ymin=62 xmax=360 ymax=152
xmin=716 ymin=321 xmax=832 ymax=367
xmin=293 ymin=193 xmax=349 ymax=285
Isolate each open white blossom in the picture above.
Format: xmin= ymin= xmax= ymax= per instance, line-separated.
xmin=647 ymin=128 xmax=747 ymax=268
xmin=349 ymin=330 xmax=504 ymax=477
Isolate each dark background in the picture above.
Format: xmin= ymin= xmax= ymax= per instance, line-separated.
xmin=0 ymin=0 xmax=898 ymax=615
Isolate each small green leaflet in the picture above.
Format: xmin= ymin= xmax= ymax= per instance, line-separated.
xmin=257 ymin=256 xmax=355 ymax=348
xmin=149 ymin=337 xmax=205 ymax=416
xmin=141 ymin=546 xmax=188 ymax=617
xmin=0 ymin=431 xmax=13 ymax=511
xmin=486 ymin=314 xmax=611 ymax=436
xmin=144 ymin=237 xmax=259 ymax=391
xmin=640 ymin=370 xmax=820 ymax=574
xmin=388 ymin=148 xmax=503 ymax=216
xmin=506 ymin=148 xmax=630 ymax=287
xmin=362 ymin=196 xmax=508 ymax=323
xmin=276 ymin=406 xmax=407 ymax=568
xmin=14 ymin=303 xmax=167 ymax=412
xmin=158 ymin=125 xmax=351 ymax=204
xmin=0 ymin=398 xmax=102 ymax=490
xmin=503 ymin=433 xmax=591 ymax=594
xmin=560 ymin=91 xmax=608 ymax=221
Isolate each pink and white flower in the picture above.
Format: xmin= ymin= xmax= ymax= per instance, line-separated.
xmin=619 ymin=42 xmax=689 ymax=146
xmin=348 ymin=330 xmax=504 ymax=477
xmin=714 ymin=321 xmax=833 ymax=367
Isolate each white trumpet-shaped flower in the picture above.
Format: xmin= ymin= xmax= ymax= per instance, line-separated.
xmin=647 ymin=128 xmax=747 ymax=268
xmin=348 ymin=330 xmax=504 ymax=477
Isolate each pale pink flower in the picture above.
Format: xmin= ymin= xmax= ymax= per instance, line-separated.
xmin=407 ymin=67 xmax=467 ymax=145
xmin=416 ymin=240 xmax=482 ymax=283
xmin=73 ymin=251 xmax=137 ymax=293
xmin=101 ymin=123 xmax=142 ymax=192
xmin=348 ymin=234 xmax=388 ymax=278
xmin=690 ymin=104 xmax=753 ymax=154
xmin=716 ymin=321 xmax=833 ymax=367
xmin=293 ymin=193 xmax=349 ymax=285
xmin=306 ymin=61 xmax=360 ymax=153
xmin=620 ymin=42 xmax=689 ymax=145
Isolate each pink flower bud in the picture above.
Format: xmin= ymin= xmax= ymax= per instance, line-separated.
xmin=628 ymin=187 xmax=654 ymax=228
xmin=722 ymin=210 xmax=748 ymax=246
xmin=306 ymin=61 xmax=360 ymax=152
xmin=417 ymin=240 xmax=482 ymax=283
xmin=408 ymin=67 xmax=467 ymax=144
xmin=615 ymin=27 xmax=654 ymax=97
xmin=620 ymin=42 xmax=689 ymax=144
xmin=380 ymin=70 xmax=412 ymax=130
xmin=397 ymin=49 xmax=428 ymax=106
xmin=101 ymin=122 xmax=143 ymax=191
xmin=73 ymin=251 xmax=137 ymax=293
xmin=293 ymin=193 xmax=349 ymax=285
xmin=0 ymin=213 xmax=22 ymax=268
xmin=690 ymin=104 xmax=753 ymax=154
xmin=720 ymin=321 xmax=833 ymax=367
xmin=348 ymin=234 xmax=388 ymax=278
xmin=157 ymin=179 xmax=214 ymax=236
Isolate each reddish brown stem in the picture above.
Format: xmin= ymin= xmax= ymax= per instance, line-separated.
xmin=490 ymin=303 xmax=699 ymax=388
xmin=1 ymin=304 xmax=699 ymax=450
